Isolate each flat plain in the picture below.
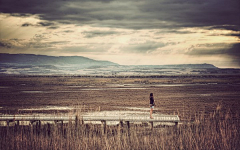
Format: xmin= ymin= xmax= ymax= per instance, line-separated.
xmin=0 ymin=75 xmax=239 ymax=119
xmin=0 ymin=75 xmax=239 ymax=149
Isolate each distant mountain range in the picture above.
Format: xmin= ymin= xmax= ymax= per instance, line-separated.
xmin=128 ymin=64 xmax=217 ymax=69
xmin=2 ymin=53 xmax=238 ymax=75
xmin=0 ymin=53 xmax=217 ymax=68
xmin=0 ymin=53 xmax=118 ymax=66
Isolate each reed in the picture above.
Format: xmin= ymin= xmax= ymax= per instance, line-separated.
xmin=0 ymin=106 xmax=239 ymax=150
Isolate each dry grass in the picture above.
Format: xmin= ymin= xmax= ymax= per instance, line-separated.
xmin=1 ymin=75 xmax=240 ymax=86
xmin=0 ymin=106 xmax=239 ymax=150
xmin=0 ymin=76 xmax=239 ymax=149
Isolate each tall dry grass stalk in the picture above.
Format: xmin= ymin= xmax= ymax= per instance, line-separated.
xmin=0 ymin=106 xmax=239 ymax=150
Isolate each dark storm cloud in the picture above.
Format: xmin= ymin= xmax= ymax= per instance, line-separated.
xmin=63 ymin=30 xmax=74 ymax=33
xmin=208 ymin=25 xmax=240 ymax=32
xmin=38 ymin=22 xmax=55 ymax=27
xmin=208 ymin=33 xmax=240 ymax=39
xmin=226 ymin=34 xmax=240 ymax=38
xmin=22 ymin=23 xmax=33 ymax=27
xmin=8 ymin=13 xmax=33 ymax=17
xmin=0 ymin=38 xmax=70 ymax=50
xmin=1 ymin=0 xmax=239 ymax=31
xmin=38 ymin=22 xmax=59 ymax=29
xmin=0 ymin=41 xmax=12 ymax=48
xmin=188 ymin=48 xmax=226 ymax=56
xmin=187 ymin=43 xmax=240 ymax=64
xmin=154 ymin=29 xmax=195 ymax=35
xmin=21 ymin=21 xmax=59 ymax=29
xmin=82 ymin=30 xmax=119 ymax=38
xmin=0 ymin=39 xmax=26 ymax=50
xmin=137 ymin=0 xmax=240 ymax=30
xmin=227 ymin=43 xmax=240 ymax=59
xmin=47 ymin=26 xmax=59 ymax=29
xmin=122 ymin=41 xmax=167 ymax=53
xmin=224 ymin=43 xmax=240 ymax=66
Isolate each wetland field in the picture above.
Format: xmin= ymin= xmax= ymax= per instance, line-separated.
xmin=0 ymin=75 xmax=240 ymax=149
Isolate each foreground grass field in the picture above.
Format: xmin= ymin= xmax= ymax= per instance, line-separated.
xmin=0 ymin=75 xmax=239 ymax=149
xmin=0 ymin=106 xmax=239 ymax=150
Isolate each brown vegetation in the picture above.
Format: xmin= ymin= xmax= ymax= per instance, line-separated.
xmin=0 ymin=106 xmax=239 ymax=150
xmin=0 ymin=76 xmax=240 ymax=149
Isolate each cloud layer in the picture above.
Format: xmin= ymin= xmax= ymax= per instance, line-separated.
xmin=1 ymin=0 xmax=239 ymax=30
xmin=0 ymin=0 xmax=239 ymax=67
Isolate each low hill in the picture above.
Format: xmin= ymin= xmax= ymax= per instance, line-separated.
xmin=0 ymin=53 xmax=118 ymax=66
xmin=130 ymin=64 xmax=217 ymax=69
xmin=1 ymin=53 xmax=233 ymax=75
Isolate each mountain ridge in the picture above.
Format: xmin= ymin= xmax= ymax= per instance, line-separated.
xmin=0 ymin=53 xmax=217 ymax=69
xmin=0 ymin=53 xmax=118 ymax=66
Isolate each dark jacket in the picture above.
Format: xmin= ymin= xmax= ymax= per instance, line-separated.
xmin=150 ymin=97 xmax=154 ymax=105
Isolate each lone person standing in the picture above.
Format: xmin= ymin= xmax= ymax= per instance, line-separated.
xmin=149 ymin=93 xmax=155 ymax=119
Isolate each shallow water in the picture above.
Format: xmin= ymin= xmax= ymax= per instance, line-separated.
xmin=21 ymin=90 xmax=82 ymax=93
xmin=21 ymin=91 xmax=50 ymax=93
xmin=0 ymin=86 xmax=9 ymax=88
xmin=199 ymin=94 xmax=211 ymax=97
xmin=19 ymin=106 xmax=75 ymax=111
xmin=81 ymin=87 xmax=147 ymax=90
xmin=106 ymin=83 xmax=208 ymax=87
xmin=19 ymin=83 xmax=213 ymax=94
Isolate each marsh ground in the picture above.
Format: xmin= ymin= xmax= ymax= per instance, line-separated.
xmin=0 ymin=75 xmax=240 ymax=149
xmin=0 ymin=75 xmax=239 ymax=121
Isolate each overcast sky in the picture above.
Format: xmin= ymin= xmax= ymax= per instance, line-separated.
xmin=0 ymin=0 xmax=239 ymax=68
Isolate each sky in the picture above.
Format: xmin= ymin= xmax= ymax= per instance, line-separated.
xmin=0 ymin=0 xmax=239 ymax=68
